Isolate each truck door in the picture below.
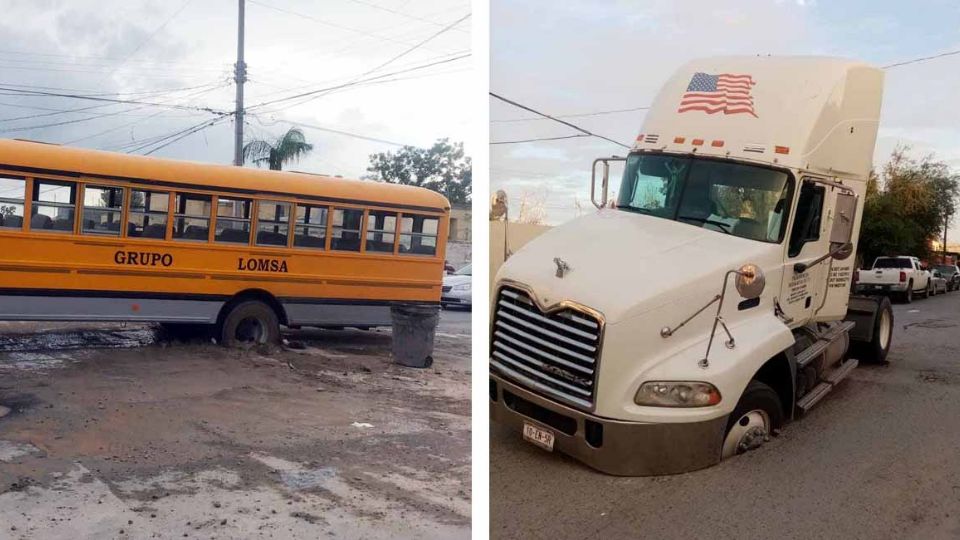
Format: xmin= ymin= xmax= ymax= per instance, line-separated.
xmin=813 ymin=188 xmax=859 ymax=321
xmin=778 ymin=178 xmax=828 ymax=325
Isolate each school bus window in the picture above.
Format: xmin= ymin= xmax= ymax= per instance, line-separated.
xmin=82 ymin=185 xmax=124 ymax=236
xmin=398 ymin=215 xmax=438 ymax=256
xmin=128 ymin=189 xmax=169 ymax=239
xmin=216 ymin=197 xmax=252 ymax=244
xmin=256 ymin=200 xmax=291 ymax=247
xmin=365 ymin=211 xmax=397 ymax=253
xmin=294 ymin=204 xmax=327 ymax=249
xmin=0 ymin=176 xmax=25 ymax=229
xmin=173 ymin=193 xmax=211 ymax=241
xmin=331 ymin=208 xmax=362 ymax=251
xmin=31 ymin=180 xmax=76 ymax=233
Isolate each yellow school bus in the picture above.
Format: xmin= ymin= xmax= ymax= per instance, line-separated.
xmin=0 ymin=139 xmax=450 ymax=346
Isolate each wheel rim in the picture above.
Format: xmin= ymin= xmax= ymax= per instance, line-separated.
xmin=722 ymin=409 xmax=770 ymax=459
xmin=878 ymin=308 xmax=891 ymax=351
xmin=235 ymin=316 xmax=266 ymax=344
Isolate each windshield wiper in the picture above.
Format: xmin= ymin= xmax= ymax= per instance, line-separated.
xmin=617 ymin=205 xmax=655 ymax=215
xmin=677 ymin=215 xmax=733 ymax=235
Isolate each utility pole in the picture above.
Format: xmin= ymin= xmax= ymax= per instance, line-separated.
xmin=944 ymin=211 xmax=950 ymax=263
xmin=233 ymin=0 xmax=246 ymax=166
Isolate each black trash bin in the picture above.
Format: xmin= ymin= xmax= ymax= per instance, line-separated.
xmin=391 ymin=304 xmax=440 ymax=368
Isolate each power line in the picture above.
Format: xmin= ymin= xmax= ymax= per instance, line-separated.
xmin=247 ymin=53 xmax=470 ymax=111
xmin=0 ymin=86 xmax=227 ymax=114
xmin=882 ymin=49 xmax=960 ymax=69
xmin=351 ymin=13 xmax=470 ymax=81
xmin=344 ymin=0 xmax=470 ymax=32
xmin=491 ymin=105 xmax=649 ymax=123
xmin=66 ymin=84 xmax=230 ymax=145
xmin=247 ymin=0 xmax=445 ymax=52
xmin=106 ymin=0 xmax=195 ymax=77
xmin=489 ymin=92 xmax=630 ymax=149
xmin=491 ymin=134 xmax=590 ymax=145
xmin=0 ymin=82 xmax=225 ymax=122
xmin=249 ymin=115 xmax=409 ymax=146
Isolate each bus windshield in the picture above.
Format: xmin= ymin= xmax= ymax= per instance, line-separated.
xmin=616 ymin=153 xmax=792 ymax=243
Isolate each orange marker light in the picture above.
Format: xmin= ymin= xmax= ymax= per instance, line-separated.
xmin=692 ymin=138 xmax=704 ymax=146
xmin=711 ymin=140 xmax=724 ymax=147
xmin=775 ymin=145 xmax=790 ymax=154
xmin=636 ymin=133 xmax=645 ymax=142
xmin=673 ymin=136 xmax=686 ymax=144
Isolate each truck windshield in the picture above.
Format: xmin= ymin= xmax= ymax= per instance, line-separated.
xmin=616 ymin=153 xmax=791 ymax=243
xmin=874 ymin=258 xmax=911 ymax=269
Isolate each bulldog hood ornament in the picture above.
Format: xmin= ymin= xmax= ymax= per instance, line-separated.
xmin=553 ymin=257 xmax=570 ymax=278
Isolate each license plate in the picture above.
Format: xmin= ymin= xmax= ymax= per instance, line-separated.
xmin=522 ymin=422 xmax=555 ymax=452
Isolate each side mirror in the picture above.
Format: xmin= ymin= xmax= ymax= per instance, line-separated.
xmin=591 ymin=156 xmax=626 ymax=209
xmin=735 ymin=263 xmax=766 ymax=299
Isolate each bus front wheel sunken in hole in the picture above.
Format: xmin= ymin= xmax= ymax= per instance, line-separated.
xmin=220 ymin=300 xmax=280 ymax=348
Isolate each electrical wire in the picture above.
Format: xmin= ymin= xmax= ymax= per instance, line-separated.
xmin=246 ymin=53 xmax=470 ymax=112
xmin=250 ymin=114 xmax=409 ymax=147
xmin=492 ymin=106 xmax=649 ymax=123
xmin=105 ymin=0 xmax=195 ymax=77
xmin=491 ymin=134 xmax=591 ymax=145
xmin=489 ymin=92 xmax=630 ymax=149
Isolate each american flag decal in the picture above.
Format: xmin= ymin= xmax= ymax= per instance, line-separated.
xmin=678 ymin=72 xmax=757 ymax=117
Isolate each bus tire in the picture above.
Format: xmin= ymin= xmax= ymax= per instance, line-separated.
xmin=850 ymin=296 xmax=893 ymax=364
xmin=721 ymin=381 xmax=783 ymax=460
xmin=219 ymin=300 xmax=280 ymax=347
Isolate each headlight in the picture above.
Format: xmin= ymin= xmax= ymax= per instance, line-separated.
xmin=452 ymin=283 xmax=471 ymax=292
xmin=634 ymin=381 xmax=721 ymax=407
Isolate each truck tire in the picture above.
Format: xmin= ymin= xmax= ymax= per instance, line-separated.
xmin=902 ymin=281 xmax=913 ymax=303
xmin=219 ymin=300 xmax=280 ymax=347
xmin=721 ymin=381 xmax=783 ymax=459
xmin=850 ymin=296 xmax=893 ymax=364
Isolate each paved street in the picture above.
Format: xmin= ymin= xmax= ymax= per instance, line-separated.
xmin=490 ymin=295 xmax=960 ymax=540
xmin=0 ymin=310 xmax=471 ymax=539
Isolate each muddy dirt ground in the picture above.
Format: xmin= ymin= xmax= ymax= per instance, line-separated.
xmin=0 ymin=310 xmax=471 ymax=539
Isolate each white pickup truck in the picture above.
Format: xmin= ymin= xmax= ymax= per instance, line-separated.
xmin=855 ymin=256 xmax=931 ymax=303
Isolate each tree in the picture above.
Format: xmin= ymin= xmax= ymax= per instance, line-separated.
xmin=242 ymin=127 xmax=314 ymax=171
xmin=364 ymin=138 xmax=471 ymax=203
xmin=858 ymin=146 xmax=959 ymax=265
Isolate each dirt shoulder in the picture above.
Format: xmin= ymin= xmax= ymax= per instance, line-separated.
xmin=0 ymin=319 xmax=471 ymax=539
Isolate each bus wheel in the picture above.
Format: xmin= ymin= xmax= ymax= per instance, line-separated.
xmin=220 ymin=301 xmax=280 ymax=347
xmin=721 ymin=381 xmax=783 ymax=460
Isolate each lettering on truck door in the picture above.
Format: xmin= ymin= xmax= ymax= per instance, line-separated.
xmin=779 ymin=178 xmax=828 ymax=324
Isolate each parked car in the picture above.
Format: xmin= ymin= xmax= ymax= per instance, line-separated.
xmin=930 ymin=270 xmax=949 ymax=295
xmin=934 ymin=264 xmax=960 ymax=291
xmin=855 ymin=256 xmax=931 ymax=303
xmin=441 ymin=263 xmax=472 ymax=309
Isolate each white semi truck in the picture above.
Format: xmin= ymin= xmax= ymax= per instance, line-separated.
xmin=489 ymin=56 xmax=895 ymax=475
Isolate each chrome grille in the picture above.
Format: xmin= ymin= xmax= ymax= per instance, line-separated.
xmin=490 ymin=286 xmax=601 ymax=410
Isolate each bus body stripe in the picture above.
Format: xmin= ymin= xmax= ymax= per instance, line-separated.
xmin=0 ymin=288 xmax=439 ymax=306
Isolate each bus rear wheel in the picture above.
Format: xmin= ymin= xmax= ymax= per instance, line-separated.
xmin=220 ymin=300 xmax=280 ymax=347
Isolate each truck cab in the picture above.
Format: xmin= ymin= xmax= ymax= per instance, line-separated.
xmin=490 ymin=56 xmax=895 ymax=476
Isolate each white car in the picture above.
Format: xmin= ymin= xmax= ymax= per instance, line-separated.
xmin=930 ymin=270 xmax=949 ymax=295
xmin=442 ymin=263 xmax=472 ymax=309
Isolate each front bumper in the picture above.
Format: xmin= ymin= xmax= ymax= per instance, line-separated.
xmin=441 ymin=290 xmax=472 ymax=306
xmin=490 ymin=373 xmax=728 ymax=476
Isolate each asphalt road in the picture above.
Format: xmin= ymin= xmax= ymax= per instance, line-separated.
xmin=490 ymin=293 xmax=960 ymax=540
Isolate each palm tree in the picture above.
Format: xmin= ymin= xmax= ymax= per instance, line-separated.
xmin=242 ymin=127 xmax=314 ymax=170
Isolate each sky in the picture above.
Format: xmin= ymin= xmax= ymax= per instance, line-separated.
xmin=491 ymin=0 xmax=960 ymax=236
xmin=0 ymin=0 xmax=471 ymax=178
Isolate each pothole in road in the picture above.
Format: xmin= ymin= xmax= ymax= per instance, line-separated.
xmin=903 ymin=319 xmax=959 ymax=330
